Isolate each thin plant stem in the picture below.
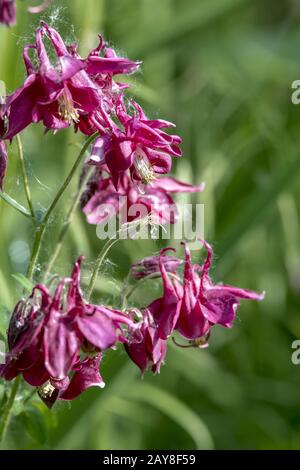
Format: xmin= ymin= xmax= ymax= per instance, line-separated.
xmin=0 ymin=376 xmax=21 ymax=442
xmin=87 ymin=215 xmax=157 ymax=299
xmin=16 ymin=134 xmax=35 ymax=220
xmin=122 ymin=272 xmax=181 ymax=309
xmin=43 ymin=166 xmax=94 ymax=281
xmin=26 ymin=132 xmax=98 ymax=281
xmin=86 ymin=237 xmax=120 ymax=300
xmin=86 ymin=216 xmax=158 ymax=301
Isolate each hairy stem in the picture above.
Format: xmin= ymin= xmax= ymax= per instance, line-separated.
xmin=0 ymin=376 xmax=21 ymax=442
xmin=43 ymin=166 xmax=94 ymax=281
xmin=87 ymin=216 xmax=155 ymax=301
xmin=86 ymin=237 xmax=119 ymax=300
xmin=16 ymin=134 xmax=35 ymax=220
xmin=26 ymin=132 xmax=98 ymax=281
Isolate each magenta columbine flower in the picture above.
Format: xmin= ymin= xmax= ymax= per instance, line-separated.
xmin=0 ymin=0 xmax=16 ymax=26
xmin=0 ymin=257 xmax=133 ymax=406
xmin=1 ymin=23 xmax=140 ymax=140
xmin=88 ymin=99 xmax=182 ymax=189
xmin=0 ymin=141 xmax=7 ymax=190
xmin=125 ymin=309 xmax=167 ymax=375
xmin=2 ymin=22 xmax=100 ymax=139
xmin=147 ymin=242 xmax=265 ymax=342
xmin=81 ymin=168 xmax=204 ymax=225
xmin=84 ymin=36 xmax=141 ymax=77
xmin=131 ymin=254 xmax=182 ymax=280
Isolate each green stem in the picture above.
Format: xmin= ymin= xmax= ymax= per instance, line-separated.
xmin=87 ymin=216 xmax=155 ymax=301
xmin=26 ymin=132 xmax=98 ymax=281
xmin=16 ymin=134 xmax=35 ymax=220
xmin=43 ymin=166 xmax=94 ymax=281
xmin=86 ymin=237 xmax=119 ymax=300
xmin=0 ymin=376 xmax=21 ymax=442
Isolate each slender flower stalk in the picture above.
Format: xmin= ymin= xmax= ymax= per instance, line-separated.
xmin=0 ymin=191 xmax=32 ymax=218
xmin=86 ymin=237 xmax=120 ymax=300
xmin=43 ymin=166 xmax=95 ymax=281
xmin=16 ymin=135 xmax=35 ymax=220
xmin=86 ymin=217 xmax=152 ymax=300
xmin=0 ymin=375 xmax=21 ymax=442
xmin=26 ymin=132 xmax=98 ymax=281
xmin=122 ymin=271 xmax=181 ymax=309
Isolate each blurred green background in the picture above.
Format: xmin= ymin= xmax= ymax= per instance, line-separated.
xmin=1 ymin=0 xmax=300 ymax=450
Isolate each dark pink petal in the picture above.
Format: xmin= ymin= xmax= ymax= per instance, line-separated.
xmin=4 ymin=75 xmax=38 ymax=140
xmin=145 ymin=324 xmax=167 ymax=374
xmin=40 ymin=22 xmax=69 ymax=57
xmin=208 ymin=284 xmax=265 ymax=301
xmin=125 ymin=337 xmax=148 ymax=375
xmin=44 ymin=316 xmax=79 ymax=379
xmin=60 ymin=56 xmax=85 ymax=81
xmin=202 ymin=285 xmax=264 ymax=327
xmin=149 ymin=249 xmax=181 ymax=339
xmin=89 ymin=136 xmax=109 ymax=166
xmin=85 ymin=56 xmax=141 ymax=76
xmin=177 ymin=298 xmax=210 ymax=339
xmin=83 ymin=190 xmax=120 ymax=224
xmin=67 ymin=256 xmax=84 ymax=309
xmin=152 ymin=177 xmax=205 ymax=194
xmin=131 ymin=254 xmax=182 ymax=280
xmin=22 ymin=353 xmax=49 ymax=387
xmin=76 ymin=312 xmax=117 ymax=351
xmin=61 ymin=355 xmax=105 ymax=400
xmin=0 ymin=0 xmax=16 ymax=26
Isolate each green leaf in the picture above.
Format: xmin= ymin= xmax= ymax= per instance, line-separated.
xmin=0 ymin=192 xmax=32 ymax=219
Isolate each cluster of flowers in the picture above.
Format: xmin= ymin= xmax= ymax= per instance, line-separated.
xmin=0 ymin=0 xmax=52 ymax=26
xmin=0 ymin=243 xmax=264 ymax=407
xmin=0 ymin=23 xmax=264 ymax=407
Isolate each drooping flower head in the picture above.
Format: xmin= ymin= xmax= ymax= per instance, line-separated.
xmin=0 ymin=257 xmax=133 ymax=406
xmin=131 ymin=253 xmax=182 ymax=280
xmin=1 ymin=23 xmax=140 ymax=140
xmin=88 ymin=98 xmax=182 ymax=189
xmin=0 ymin=0 xmax=16 ymax=26
xmin=140 ymin=241 xmax=265 ymax=344
xmin=81 ymin=167 xmax=203 ymax=225
xmin=125 ymin=309 xmax=167 ymax=375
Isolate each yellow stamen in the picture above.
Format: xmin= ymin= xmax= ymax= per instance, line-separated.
xmin=58 ymin=92 xmax=80 ymax=124
xmin=38 ymin=380 xmax=55 ymax=399
xmin=134 ymin=149 xmax=156 ymax=185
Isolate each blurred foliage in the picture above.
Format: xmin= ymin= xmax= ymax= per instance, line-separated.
xmin=1 ymin=0 xmax=300 ymax=450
